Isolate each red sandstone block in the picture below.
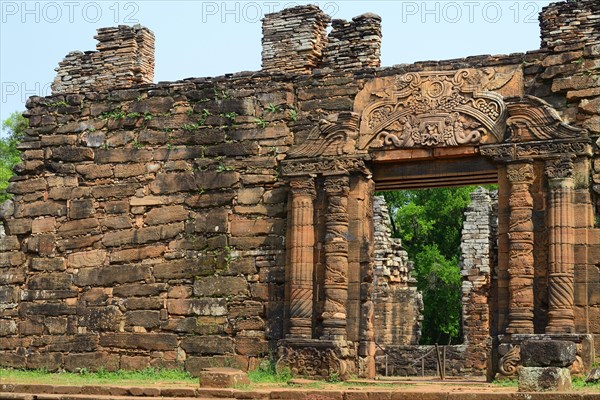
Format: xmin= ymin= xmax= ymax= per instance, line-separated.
xmin=99 ymin=333 xmax=177 ymax=351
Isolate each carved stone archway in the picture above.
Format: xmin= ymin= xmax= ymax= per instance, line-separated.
xmin=278 ymin=68 xmax=593 ymax=379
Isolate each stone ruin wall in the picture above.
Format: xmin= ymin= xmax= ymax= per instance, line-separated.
xmin=0 ymin=0 xmax=598 ymax=376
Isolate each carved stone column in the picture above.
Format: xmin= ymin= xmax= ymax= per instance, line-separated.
xmin=506 ymin=162 xmax=535 ymax=334
xmin=545 ymin=158 xmax=576 ymax=333
xmin=321 ymin=175 xmax=350 ymax=340
xmin=287 ymin=178 xmax=316 ymax=338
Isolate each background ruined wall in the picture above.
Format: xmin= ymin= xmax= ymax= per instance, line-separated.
xmin=371 ymin=195 xmax=423 ymax=347
xmin=0 ymin=0 xmax=598 ymax=375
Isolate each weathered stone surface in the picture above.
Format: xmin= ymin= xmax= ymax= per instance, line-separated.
xmin=77 ymin=306 xmax=122 ymax=331
xmin=153 ymin=257 xmax=215 ymax=279
xmin=518 ymin=367 xmax=572 ymax=392
xmin=193 ymin=276 xmax=249 ymax=297
xmin=125 ymin=310 xmax=160 ymax=328
xmin=31 ymin=217 xmax=56 ymax=233
xmin=144 ymin=205 xmax=188 ymax=225
xmin=69 ymin=199 xmax=95 ymax=219
xmin=586 ymin=367 xmax=600 ymax=383
xmin=58 ymin=218 xmax=99 ymax=236
xmin=74 ymin=265 xmax=151 ymax=286
xmin=0 ymin=251 xmax=26 ymax=267
xmin=68 ymin=250 xmax=106 ymax=268
xmin=102 ymin=223 xmax=183 ymax=247
xmin=76 ymin=163 xmax=113 ymax=179
xmin=99 ymin=333 xmax=178 ymax=351
xmin=180 ymin=336 xmax=234 ymax=354
xmin=19 ymin=201 xmax=66 ymax=217
xmin=113 ymin=283 xmax=167 ymax=297
xmin=199 ymin=368 xmax=250 ymax=388
xmin=64 ymin=352 xmax=119 ymax=372
xmin=194 ymin=170 xmax=240 ymax=190
xmin=149 ymin=173 xmax=196 ymax=194
xmin=166 ymin=298 xmax=227 ymax=316
xmin=193 ymin=208 xmax=229 ymax=234
xmin=7 ymin=178 xmax=46 ymax=194
xmin=109 ymin=245 xmax=165 ymax=263
xmin=28 ymin=273 xmax=72 ymax=290
xmin=30 ymin=257 xmax=66 ymax=271
xmin=520 ymin=340 xmax=577 ymax=367
xmin=51 ymin=146 xmax=94 ymax=162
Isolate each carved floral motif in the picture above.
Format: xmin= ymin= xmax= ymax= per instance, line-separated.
xmin=276 ymin=347 xmax=347 ymax=378
xmin=545 ymin=157 xmax=575 ymax=180
xmin=281 ymin=158 xmax=369 ymax=177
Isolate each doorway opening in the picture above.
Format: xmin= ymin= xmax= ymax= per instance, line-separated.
xmin=369 ymin=155 xmax=499 ymax=376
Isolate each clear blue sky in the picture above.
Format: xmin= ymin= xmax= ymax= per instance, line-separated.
xmin=1 ymin=0 xmax=555 ymax=136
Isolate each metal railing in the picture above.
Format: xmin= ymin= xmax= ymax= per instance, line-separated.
xmin=375 ymin=341 xmax=447 ymax=379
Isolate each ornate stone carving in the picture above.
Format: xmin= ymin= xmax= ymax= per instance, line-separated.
xmin=322 ymin=176 xmax=350 ymax=339
xmin=359 ymin=69 xmax=507 ymax=149
xmin=506 ymin=162 xmax=535 ymax=334
xmin=506 ymin=96 xmax=586 ymax=142
xmin=499 ymin=345 xmax=521 ymax=377
xmin=545 ymin=158 xmax=576 ymax=334
xmin=289 ymin=179 xmax=317 ymax=197
xmin=280 ymin=157 xmax=369 ymax=177
xmin=516 ymin=141 xmax=591 ymax=158
xmin=287 ymin=112 xmax=360 ymax=158
xmin=287 ymin=177 xmax=317 ymax=338
xmin=276 ymin=346 xmax=348 ymax=378
xmin=545 ymin=157 xmax=575 ymax=180
xmin=480 ymin=140 xmax=592 ymax=162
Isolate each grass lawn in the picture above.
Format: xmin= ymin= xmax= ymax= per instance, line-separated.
xmin=0 ymin=368 xmax=197 ymax=387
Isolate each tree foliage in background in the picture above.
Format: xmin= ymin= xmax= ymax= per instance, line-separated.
xmin=1 ymin=111 xmax=27 ymax=202
xmin=381 ymin=187 xmax=474 ymax=345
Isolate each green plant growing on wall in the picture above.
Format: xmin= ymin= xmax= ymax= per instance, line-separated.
xmin=214 ymin=87 xmax=230 ymax=100
xmin=216 ymin=163 xmax=234 ymax=172
xmin=223 ymin=112 xmax=238 ymax=124
xmin=254 ymin=117 xmax=268 ymax=128
xmin=46 ymin=100 xmax=69 ymax=108
xmin=266 ymin=103 xmax=282 ymax=113
xmin=198 ymin=109 xmax=212 ymax=125
xmin=288 ymin=108 xmax=298 ymax=122
xmin=182 ymin=123 xmax=201 ymax=132
xmin=99 ymin=108 xmax=126 ymax=120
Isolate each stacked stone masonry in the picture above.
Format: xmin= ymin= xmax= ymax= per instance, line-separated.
xmin=0 ymin=0 xmax=599 ymax=378
xmin=52 ymin=25 xmax=155 ymax=94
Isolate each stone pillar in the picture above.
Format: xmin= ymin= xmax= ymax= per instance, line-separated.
xmin=287 ymin=178 xmax=317 ymax=338
xmin=506 ymin=162 xmax=535 ymax=334
xmin=545 ymin=158 xmax=576 ymax=334
xmin=321 ymin=175 xmax=350 ymax=339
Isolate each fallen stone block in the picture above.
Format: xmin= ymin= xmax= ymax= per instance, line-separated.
xmin=199 ymin=367 xmax=250 ymax=388
xmin=518 ymin=366 xmax=572 ymax=392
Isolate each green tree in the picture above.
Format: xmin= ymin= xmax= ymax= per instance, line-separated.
xmin=1 ymin=111 xmax=27 ymax=202
xmin=382 ymin=187 xmax=475 ymax=344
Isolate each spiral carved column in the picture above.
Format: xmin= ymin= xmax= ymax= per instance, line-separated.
xmin=321 ymin=176 xmax=350 ymax=340
xmin=287 ymin=178 xmax=316 ymax=338
xmin=545 ymin=157 xmax=576 ymax=334
xmin=506 ymin=162 xmax=535 ymax=334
